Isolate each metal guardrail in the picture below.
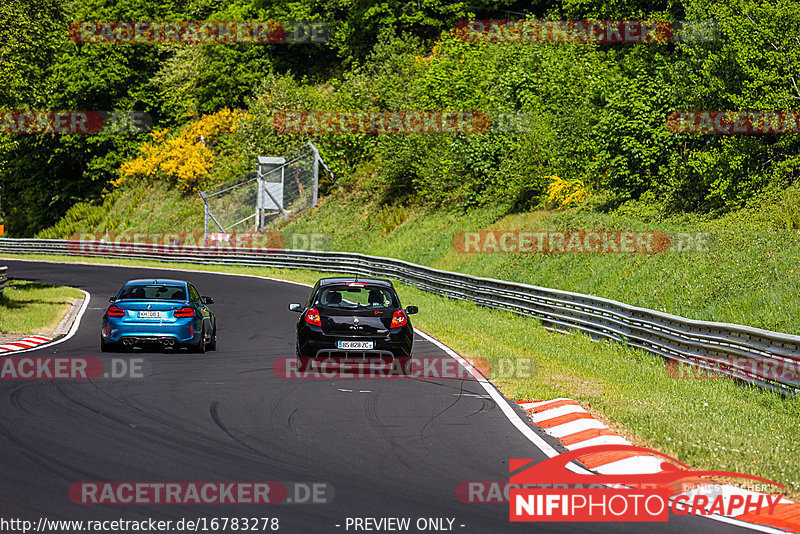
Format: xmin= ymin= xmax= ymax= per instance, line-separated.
xmin=0 ymin=265 xmax=6 ymax=296
xmin=1 ymin=237 xmax=798 ymax=394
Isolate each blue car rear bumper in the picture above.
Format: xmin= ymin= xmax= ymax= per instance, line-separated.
xmin=102 ymin=318 xmax=197 ymax=344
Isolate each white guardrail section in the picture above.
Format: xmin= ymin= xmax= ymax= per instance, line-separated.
xmin=1 ymin=237 xmax=799 ymax=395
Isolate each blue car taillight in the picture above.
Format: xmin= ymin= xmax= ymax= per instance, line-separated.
xmin=174 ymin=306 xmax=195 ymax=318
xmin=107 ymin=306 xmax=125 ymax=317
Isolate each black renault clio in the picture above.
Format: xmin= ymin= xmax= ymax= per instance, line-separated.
xmin=289 ymin=277 xmax=418 ymax=369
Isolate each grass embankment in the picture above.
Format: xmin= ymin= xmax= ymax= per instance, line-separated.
xmin=0 ymin=280 xmax=83 ymax=335
xmin=36 ymin=183 xmax=800 ymax=333
xmin=4 ymin=254 xmax=799 ymax=497
xmin=35 ymin=183 xmax=204 ymax=238
xmin=283 ymin=191 xmax=800 ymax=334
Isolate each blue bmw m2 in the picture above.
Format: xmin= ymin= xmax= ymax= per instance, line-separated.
xmin=101 ymin=279 xmax=216 ymax=352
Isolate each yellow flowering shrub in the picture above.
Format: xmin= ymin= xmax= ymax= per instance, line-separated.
xmin=117 ymin=109 xmax=247 ymax=192
xmin=546 ymin=175 xmax=589 ymax=208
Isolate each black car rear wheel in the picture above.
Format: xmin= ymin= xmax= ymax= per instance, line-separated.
xmin=100 ymin=336 xmax=116 ymax=353
xmin=208 ymin=328 xmax=217 ymax=351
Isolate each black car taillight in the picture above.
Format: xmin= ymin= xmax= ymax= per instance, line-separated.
xmin=305 ymin=307 xmax=321 ymax=326
xmin=174 ymin=306 xmax=195 ymax=318
xmin=107 ymin=306 xmax=125 ymax=317
xmin=391 ymin=310 xmax=407 ymax=327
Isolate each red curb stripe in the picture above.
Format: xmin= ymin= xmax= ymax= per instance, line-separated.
xmin=735 ymin=503 xmax=800 ymax=531
xmin=0 ymin=336 xmax=54 ymax=352
xmin=559 ymin=428 xmax=616 ymax=446
xmin=527 ymin=399 xmax=580 ymax=414
xmin=536 ymin=412 xmax=593 ymax=428
xmin=4 ymin=342 xmax=33 ymax=349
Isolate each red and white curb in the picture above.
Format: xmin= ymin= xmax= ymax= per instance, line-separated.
xmin=0 ymin=335 xmax=53 ymax=353
xmin=518 ymin=398 xmax=800 ymax=533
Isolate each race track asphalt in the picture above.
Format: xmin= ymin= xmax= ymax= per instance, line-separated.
xmin=0 ymin=259 xmax=758 ymax=533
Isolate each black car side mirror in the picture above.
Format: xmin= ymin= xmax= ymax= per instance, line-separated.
xmin=289 ymin=303 xmax=303 ymax=312
xmin=201 ymin=296 xmax=215 ymax=305
xmin=109 ymin=296 xmax=116 ymax=303
xmin=405 ymin=306 xmax=418 ymax=315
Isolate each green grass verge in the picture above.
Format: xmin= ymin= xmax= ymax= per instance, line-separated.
xmin=282 ymin=192 xmax=800 ymax=334
xmin=0 ymin=280 xmax=83 ymax=335
xmin=4 ymin=252 xmax=798 ymax=498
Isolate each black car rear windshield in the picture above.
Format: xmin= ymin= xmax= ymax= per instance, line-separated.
xmin=118 ymin=285 xmax=186 ymax=301
xmin=316 ymin=285 xmax=397 ymax=309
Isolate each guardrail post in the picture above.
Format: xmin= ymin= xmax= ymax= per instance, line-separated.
xmin=0 ymin=265 xmax=7 ymax=297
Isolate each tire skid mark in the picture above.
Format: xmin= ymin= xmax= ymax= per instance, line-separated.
xmin=56 ymin=382 xmax=138 ymax=428
xmin=364 ymin=392 xmax=412 ymax=471
xmin=8 ymin=383 xmax=37 ymax=415
xmin=0 ymin=419 xmax=99 ymax=481
xmin=209 ymin=400 xmax=272 ymax=458
xmin=71 ymin=381 xmax=278 ymax=470
xmin=464 ymin=398 xmax=494 ymax=418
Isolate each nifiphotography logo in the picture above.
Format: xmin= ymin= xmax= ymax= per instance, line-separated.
xmin=508 ymin=445 xmax=784 ymax=522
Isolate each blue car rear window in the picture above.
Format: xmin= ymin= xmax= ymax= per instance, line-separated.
xmin=118 ymin=285 xmax=186 ymax=300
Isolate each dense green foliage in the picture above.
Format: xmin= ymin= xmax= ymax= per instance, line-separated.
xmin=2 ymin=0 xmax=800 ymax=235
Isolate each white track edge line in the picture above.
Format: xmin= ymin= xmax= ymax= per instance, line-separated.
xmin=415 ymin=330 xmax=593 ymax=475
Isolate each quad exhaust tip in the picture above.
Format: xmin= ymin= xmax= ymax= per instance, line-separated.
xmin=120 ymin=337 xmax=176 ymax=347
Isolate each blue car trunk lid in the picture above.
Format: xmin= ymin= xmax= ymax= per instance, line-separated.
xmin=112 ymin=301 xmax=190 ymax=322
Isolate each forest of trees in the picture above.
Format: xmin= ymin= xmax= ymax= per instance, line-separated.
xmin=2 ymin=0 xmax=799 ymax=236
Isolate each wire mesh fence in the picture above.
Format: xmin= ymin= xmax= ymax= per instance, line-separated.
xmin=200 ymin=142 xmax=331 ymax=241
xmin=200 ymin=173 xmax=259 ymax=235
